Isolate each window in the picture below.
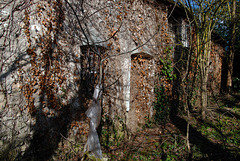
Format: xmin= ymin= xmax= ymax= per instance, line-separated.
xmin=181 ymin=23 xmax=189 ymax=48
xmin=80 ymin=45 xmax=106 ymax=98
xmin=174 ymin=19 xmax=190 ymax=48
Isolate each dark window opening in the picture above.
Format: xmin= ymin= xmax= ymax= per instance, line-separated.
xmin=80 ymin=45 xmax=106 ymax=98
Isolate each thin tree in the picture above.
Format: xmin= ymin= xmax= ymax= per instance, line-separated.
xmin=178 ymin=0 xmax=225 ymax=119
xmin=218 ymin=0 xmax=239 ymax=93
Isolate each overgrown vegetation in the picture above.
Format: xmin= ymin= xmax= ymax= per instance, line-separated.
xmin=45 ymin=94 xmax=240 ymax=160
xmin=1 ymin=0 xmax=240 ymax=160
xmin=233 ymin=77 xmax=240 ymax=93
xmin=154 ymin=47 xmax=175 ymax=125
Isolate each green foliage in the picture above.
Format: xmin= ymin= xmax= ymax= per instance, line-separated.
xmin=233 ymin=77 xmax=240 ymax=92
xmin=82 ymin=151 xmax=106 ymax=161
xmin=143 ymin=116 xmax=153 ymax=129
xmin=219 ymin=115 xmax=240 ymax=145
xmin=154 ymin=85 xmax=170 ymax=124
xmin=0 ymin=144 xmax=18 ymax=161
xmin=129 ymin=134 xmax=187 ymax=160
xmin=188 ymin=102 xmax=240 ymax=159
xmin=191 ymin=145 xmax=204 ymax=160
xmin=101 ymin=116 xmax=126 ymax=149
xmin=160 ymin=47 xmax=176 ymax=82
xmin=154 ymin=47 xmax=175 ymax=124
xmin=197 ymin=114 xmax=240 ymax=147
xmin=60 ymin=87 xmax=67 ymax=98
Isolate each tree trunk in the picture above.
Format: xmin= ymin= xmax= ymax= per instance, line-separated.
xmin=198 ymin=31 xmax=211 ymax=120
xmin=201 ymin=79 xmax=208 ymax=120
xmin=227 ymin=0 xmax=236 ymax=93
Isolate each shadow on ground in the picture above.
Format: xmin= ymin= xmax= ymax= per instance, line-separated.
xmin=171 ymin=115 xmax=240 ymax=161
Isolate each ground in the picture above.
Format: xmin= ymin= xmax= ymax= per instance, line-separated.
xmin=46 ymin=94 xmax=240 ymax=160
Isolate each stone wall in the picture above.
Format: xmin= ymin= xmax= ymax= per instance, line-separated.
xmin=0 ymin=0 xmax=225 ymax=159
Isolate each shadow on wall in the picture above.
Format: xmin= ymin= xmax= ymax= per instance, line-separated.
xmin=16 ymin=97 xmax=85 ymax=161
xmin=14 ymin=45 xmax=105 ymax=160
xmin=15 ymin=71 xmax=97 ymax=160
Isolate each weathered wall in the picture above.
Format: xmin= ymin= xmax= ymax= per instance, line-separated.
xmin=0 ymin=0 xmax=225 ymax=159
xmin=0 ymin=0 xmax=174 ymax=158
xmin=90 ymin=0 xmax=175 ymax=131
xmin=209 ymin=41 xmax=224 ymax=92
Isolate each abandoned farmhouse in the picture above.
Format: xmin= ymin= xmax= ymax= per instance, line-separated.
xmin=0 ymin=0 xmax=225 ymax=159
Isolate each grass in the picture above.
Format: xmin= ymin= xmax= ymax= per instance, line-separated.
xmin=27 ymin=94 xmax=240 ymax=160
xmin=100 ymin=94 xmax=240 ymax=160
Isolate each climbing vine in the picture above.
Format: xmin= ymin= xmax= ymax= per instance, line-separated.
xmin=154 ymin=46 xmax=176 ymax=124
xmin=19 ymin=0 xmax=66 ymax=115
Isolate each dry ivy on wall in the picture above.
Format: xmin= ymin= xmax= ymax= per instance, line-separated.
xmin=130 ymin=54 xmax=154 ymax=124
xmin=19 ymin=0 xmax=66 ymax=115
